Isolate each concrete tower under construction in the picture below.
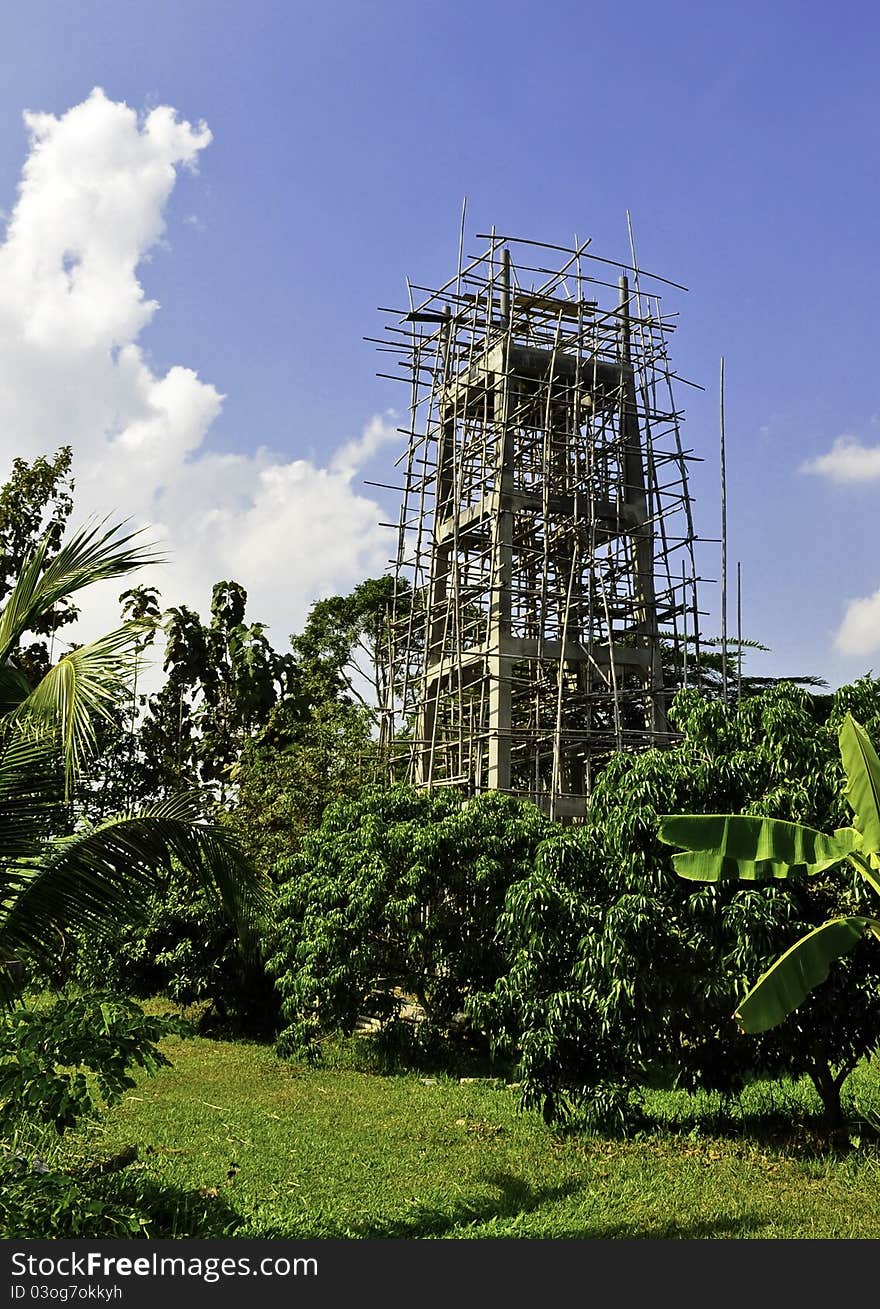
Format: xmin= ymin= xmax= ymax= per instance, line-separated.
xmin=377 ymin=228 xmax=701 ymax=818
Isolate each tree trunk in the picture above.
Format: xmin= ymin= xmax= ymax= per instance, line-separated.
xmin=808 ymin=1061 xmax=850 ymax=1129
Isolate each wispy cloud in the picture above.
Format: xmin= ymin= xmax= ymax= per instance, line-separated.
xmin=800 ymin=435 xmax=880 ymax=483
xmin=0 ymin=88 xmax=395 ymax=653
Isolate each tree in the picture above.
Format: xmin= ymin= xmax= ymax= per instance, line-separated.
xmin=268 ymin=785 xmax=552 ymax=1060
xmin=229 ymin=698 xmax=374 ymax=872
xmin=137 ymin=580 xmax=297 ymax=802
xmin=0 ymin=519 xmax=266 ymax=1001
xmin=658 ymin=714 xmax=880 ymax=1038
xmin=291 ymin=575 xmax=396 ymax=725
xmin=225 ymin=577 xmax=400 ymax=871
xmin=74 ymin=868 xmax=281 ymax=1038
xmin=75 ymin=585 xmax=164 ymax=821
xmin=0 ymin=447 xmax=76 ymax=687
xmin=664 ymin=635 xmax=828 ymax=702
xmin=77 ymin=577 xmax=368 ymax=1028
xmin=470 ymin=681 xmax=880 ymax=1128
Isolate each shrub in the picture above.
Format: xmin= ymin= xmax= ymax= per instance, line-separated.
xmin=74 ymin=869 xmax=280 ymax=1038
xmin=0 ymin=993 xmax=184 ymax=1136
xmin=268 ymin=785 xmax=552 ymax=1060
xmin=471 ymin=681 xmax=880 ymax=1129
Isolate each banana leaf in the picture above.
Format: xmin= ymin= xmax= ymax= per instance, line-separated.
xmin=734 ymin=917 xmax=880 ymax=1033
xmin=657 ymin=814 xmax=861 ymax=882
xmin=840 ymin=713 xmax=880 ymax=852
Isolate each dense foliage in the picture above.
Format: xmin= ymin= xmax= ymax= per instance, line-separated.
xmin=469 ymin=681 xmax=880 ymax=1127
xmin=84 ymin=579 xmax=299 ymax=812
xmin=0 ymin=519 xmax=267 ymax=1001
xmin=0 ymin=994 xmax=183 ymax=1137
xmin=0 ymin=447 xmax=76 ymax=687
xmin=0 ymin=992 xmax=189 ymax=1239
xmin=659 ymin=712 xmax=880 ymax=1037
xmin=0 ymin=473 xmax=272 ymax=1241
xmin=268 ymin=786 xmax=553 ymax=1059
xmin=71 ymin=576 xmax=391 ymax=1027
xmin=229 ymin=699 xmax=375 ymax=872
xmin=75 ymin=864 xmax=280 ymax=1036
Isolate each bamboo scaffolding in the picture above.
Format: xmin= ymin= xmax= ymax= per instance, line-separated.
xmin=376 ymin=228 xmax=704 ymax=818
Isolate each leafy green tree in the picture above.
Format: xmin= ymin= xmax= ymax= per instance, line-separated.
xmin=0 ymin=519 xmax=266 ymax=1001
xmin=268 ymin=785 xmax=552 ymax=1060
xmin=76 ymin=580 xmax=311 ymax=1025
xmin=139 ymin=580 xmax=297 ymax=801
xmin=659 ymin=713 xmax=880 ymax=1039
xmin=76 ymin=585 xmax=165 ymax=821
xmin=75 ymin=868 xmax=280 ymax=1037
xmin=292 ymin=575 xmax=396 ymax=724
xmin=225 ymin=577 xmax=399 ymax=871
xmin=0 ymin=990 xmax=190 ymax=1238
xmin=79 ymin=574 xmax=399 ymax=1020
xmin=0 ymin=994 xmax=182 ymax=1136
xmin=665 ymin=635 xmax=827 ymax=701
xmin=229 ymin=699 xmax=374 ymax=872
xmin=470 ymin=681 xmax=880 ymax=1128
xmin=0 ymin=447 xmax=76 ymax=686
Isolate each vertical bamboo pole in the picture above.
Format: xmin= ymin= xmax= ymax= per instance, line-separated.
xmin=681 ymin=560 xmax=688 ymax=691
xmin=720 ymin=357 xmax=728 ymax=700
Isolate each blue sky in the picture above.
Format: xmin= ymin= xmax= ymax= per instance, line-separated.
xmin=0 ymin=0 xmax=878 ymax=688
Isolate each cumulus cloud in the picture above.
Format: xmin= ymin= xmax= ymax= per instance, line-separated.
xmin=330 ymin=414 xmax=400 ymax=479
xmin=0 ymin=88 xmax=397 ymax=659
xmin=801 ymin=433 xmax=880 ymax=656
xmin=801 ymin=436 xmax=880 ymax=483
xmin=835 ymin=590 xmax=880 ymax=656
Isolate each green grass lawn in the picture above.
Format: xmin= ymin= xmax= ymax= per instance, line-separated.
xmin=56 ymin=1026 xmax=880 ymax=1239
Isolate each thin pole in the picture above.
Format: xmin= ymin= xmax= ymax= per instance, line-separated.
xmin=682 ymin=560 xmax=688 ymax=691
xmin=720 ymin=357 xmax=728 ymax=700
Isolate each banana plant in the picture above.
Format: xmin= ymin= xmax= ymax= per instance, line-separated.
xmin=657 ymin=713 xmax=880 ymax=1034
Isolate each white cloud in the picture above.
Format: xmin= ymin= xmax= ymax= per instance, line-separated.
xmin=835 ymin=590 xmax=880 ymax=656
xmin=801 ymin=433 xmax=880 ymax=658
xmin=0 ymin=88 xmax=396 ymax=661
xmin=330 ymin=413 xmax=399 ymax=478
xmin=801 ymin=435 xmax=880 ymax=483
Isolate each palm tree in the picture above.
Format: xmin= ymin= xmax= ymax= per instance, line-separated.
xmin=0 ymin=518 xmax=266 ymax=1003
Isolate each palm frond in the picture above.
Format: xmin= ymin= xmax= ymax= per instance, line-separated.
xmin=0 ymin=794 xmax=268 ymax=1003
xmin=0 ymin=519 xmax=161 ymax=665
xmin=0 ymin=720 xmax=63 ymax=870
xmin=14 ymin=623 xmax=147 ymax=793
